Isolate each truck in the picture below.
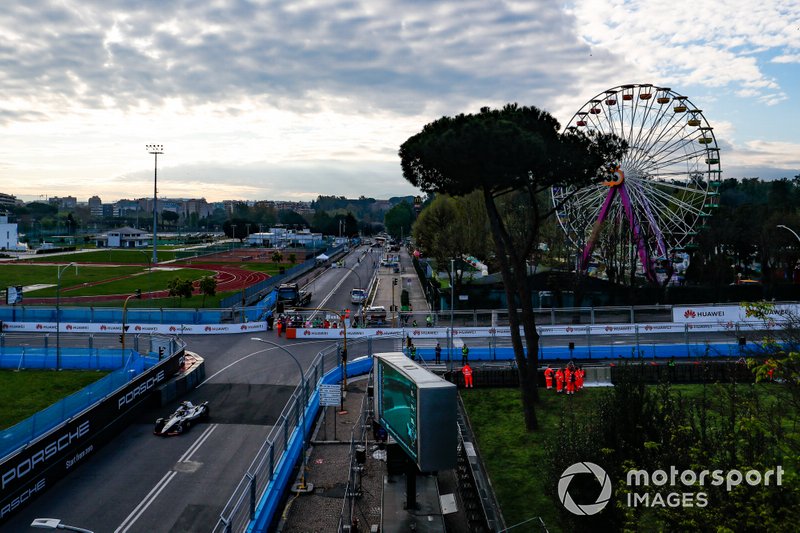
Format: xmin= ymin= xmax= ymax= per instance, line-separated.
xmin=276 ymin=283 xmax=312 ymax=310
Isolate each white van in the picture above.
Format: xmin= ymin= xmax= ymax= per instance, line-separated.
xmin=350 ymin=288 xmax=367 ymax=305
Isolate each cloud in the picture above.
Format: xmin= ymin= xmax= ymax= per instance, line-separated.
xmin=1 ymin=0 xmax=799 ymax=203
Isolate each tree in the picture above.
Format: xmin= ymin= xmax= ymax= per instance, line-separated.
xmin=161 ymin=210 xmax=179 ymax=227
xmin=223 ymin=218 xmax=256 ymax=241
xmin=167 ymin=277 xmax=194 ymax=306
xmin=400 ymin=104 xmax=625 ymax=429
xmin=199 ymin=276 xmax=217 ymax=307
xmin=288 ymin=253 xmax=297 ymax=264
xmin=384 ymin=201 xmax=414 ymax=239
xmin=272 ymin=251 xmax=283 ymax=263
xmin=412 ymin=192 xmax=490 ymax=288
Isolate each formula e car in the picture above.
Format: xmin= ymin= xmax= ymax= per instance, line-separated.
xmin=154 ymin=400 xmax=209 ymax=436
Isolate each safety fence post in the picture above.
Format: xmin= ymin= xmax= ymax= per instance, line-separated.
xmin=247 ymin=472 xmax=256 ymax=519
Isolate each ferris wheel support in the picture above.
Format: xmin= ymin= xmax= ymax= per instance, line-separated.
xmin=580 ymin=180 xmax=657 ymax=283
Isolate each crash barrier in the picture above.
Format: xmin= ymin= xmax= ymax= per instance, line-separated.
xmin=212 ymin=339 xmax=374 ymax=533
xmin=0 ymin=332 xmax=166 ymax=371
xmin=0 ymin=306 xmax=227 ymax=325
xmin=247 ymin=355 xmax=374 ymax=533
xmin=1 ymin=300 xmax=795 ymax=328
xmin=0 ymin=335 xmax=182 ymax=458
xmin=156 ymin=353 xmax=207 ymax=406
xmin=0 ymin=335 xmax=186 ymax=525
xmin=1 ymin=322 xmax=268 ymax=335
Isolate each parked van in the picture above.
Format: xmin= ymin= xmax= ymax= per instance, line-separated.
xmin=350 ymin=288 xmax=367 ymax=305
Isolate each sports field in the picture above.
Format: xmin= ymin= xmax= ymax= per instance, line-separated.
xmin=0 ymin=247 xmax=297 ymax=307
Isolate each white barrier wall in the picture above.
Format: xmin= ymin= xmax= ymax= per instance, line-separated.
xmin=672 ymin=304 xmax=800 ymax=324
xmin=0 ymin=320 xmax=785 ymax=337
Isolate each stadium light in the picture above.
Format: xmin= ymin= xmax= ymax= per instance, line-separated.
xmin=146 ymin=144 xmax=163 ymax=265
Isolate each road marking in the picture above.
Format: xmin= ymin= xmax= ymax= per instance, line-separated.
xmin=196 ymin=339 xmax=333 ymax=388
xmin=115 ymin=470 xmax=177 ymax=533
xmin=178 ymin=423 xmax=218 ymax=463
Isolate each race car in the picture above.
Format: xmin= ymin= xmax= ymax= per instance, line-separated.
xmin=154 ymin=400 xmax=210 ymax=436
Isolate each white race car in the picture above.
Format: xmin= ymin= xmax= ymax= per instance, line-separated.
xmin=154 ymin=400 xmax=210 ymax=436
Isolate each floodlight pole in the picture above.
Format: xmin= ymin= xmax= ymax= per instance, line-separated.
xmin=146 ymin=144 xmax=163 ymax=265
xmin=251 ymin=338 xmax=312 ymax=492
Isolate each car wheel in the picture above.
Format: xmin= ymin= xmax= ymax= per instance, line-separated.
xmin=202 ymin=407 xmax=210 ymax=420
xmin=184 ymin=420 xmax=191 ymax=430
xmin=154 ymin=418 xmax=165 ymax=434
xmin=175 ymin=424 xmax=183 ymax=434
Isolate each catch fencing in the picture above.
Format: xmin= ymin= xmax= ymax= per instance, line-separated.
xmin=0 ymin=334 xmax=184 ymax=460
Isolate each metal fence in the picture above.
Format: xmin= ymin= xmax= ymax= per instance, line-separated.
xmin=0 ymin=334 xmax=184 ymax=460
xmin=212 ymin=343 xmax=341 ymax=532
xmin=337 ymin=379 xmax=373 ymax=531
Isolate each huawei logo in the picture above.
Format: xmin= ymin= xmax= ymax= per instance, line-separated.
xmin=684 ymin=310 xmax=697 ymax=319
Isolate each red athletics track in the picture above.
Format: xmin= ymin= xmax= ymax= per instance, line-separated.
xmin=17 ymin=260 xmax=269 ymax=305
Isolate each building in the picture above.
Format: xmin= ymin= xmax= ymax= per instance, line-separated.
xmin=95 ymin=227 xmax=150 ymax=248
xmin=245 ymin=227 xmax=323 ymax=249
xmin=113 ymin=200 xmax=140 ymax=217
xmin=0 ymin=214 xmax=25 ymax=251
xmin=49 ymin=196 xmax=78 ymax=210
xmin=0 ymin=193 xmax=18 ymax=210
xmin=88 ymin=196 xmax=103 ymax=217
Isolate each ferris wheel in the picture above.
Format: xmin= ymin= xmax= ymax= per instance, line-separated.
xmin=551 ymin=83 xmax=721 ymax=283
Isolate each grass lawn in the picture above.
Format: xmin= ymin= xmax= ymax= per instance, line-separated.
xmin=460 ymin=382 xmax=792 ymax=532
xmin=0 ymin=264 xmax=146 ymax=291
xmin=25 ymin=249 xmax=178 ymax=264
xmin=0 ymin=369 xmax=108 ymax=430
xmin=461 ymin=387 xmax=598 ymax=532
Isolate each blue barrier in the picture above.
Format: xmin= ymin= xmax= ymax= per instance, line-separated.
xmin=249 ymin=356 xmax=372 ymax=533
xmin=0 ymin=351 xmax=158 ymax=459
xmin=412 ymin=341 xmax=750 ymax=363
xmin=0 ymin=348 xmax=137 ymax=370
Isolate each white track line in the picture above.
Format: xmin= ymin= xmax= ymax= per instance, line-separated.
xmin=115 ymin=470 xmax=177 ymax=533
xmin=178 ymin=423 xmax=218 ymax=463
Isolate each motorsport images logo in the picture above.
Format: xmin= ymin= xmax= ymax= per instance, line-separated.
xmin=558 ymin=462 xmax=612 ymax=515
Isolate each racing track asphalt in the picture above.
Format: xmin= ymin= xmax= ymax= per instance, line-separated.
xmin=6 ymin=247 xmax=375 ymax=533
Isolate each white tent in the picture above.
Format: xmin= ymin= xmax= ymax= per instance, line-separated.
xmin=316 ymin=253 xmax=329 ymax=261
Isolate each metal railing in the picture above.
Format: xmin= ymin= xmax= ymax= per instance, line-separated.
xmin=337 ymin=374 xmax=373 ymax=531
xmin=212 ymin=343 xmax=340 ymax=532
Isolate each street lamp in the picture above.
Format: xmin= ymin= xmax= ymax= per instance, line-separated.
xmin=31 ymin=518 xmax=94 ymax=533
xmin=56 ymin=262 xmax=78 ymax=369
xmin=121 ymin=289 xmax=142 ymax=354
xmin=250 ymin=338 xmax=313 ymax=492
xmin=777 ymin=224 xmax=800 ymax=245
xmin=293 ymin=305 xmax=349 ymax=392
xmin=146 ymin=144 xmax=163 ymax=265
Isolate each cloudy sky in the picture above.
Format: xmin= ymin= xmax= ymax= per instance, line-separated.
xmin=1 ymin=0 xmax=799 ymax=203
